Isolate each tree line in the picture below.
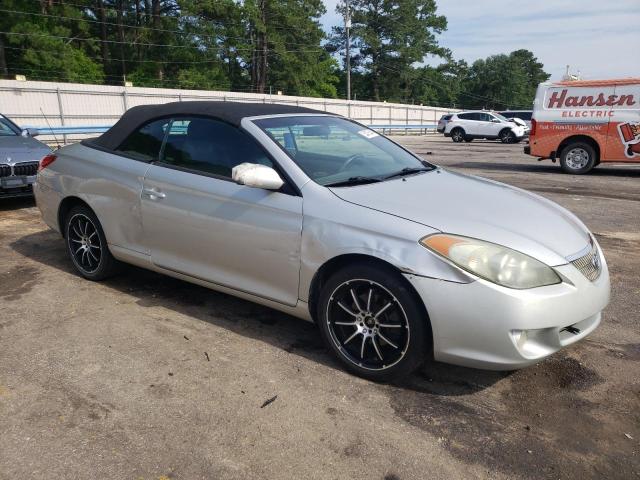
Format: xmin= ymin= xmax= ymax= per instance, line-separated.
xmin=0 ymin=0 xmax=550 ymax=109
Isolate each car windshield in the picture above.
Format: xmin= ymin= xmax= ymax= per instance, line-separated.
xmin=254 ymin=116 xmax=433 ymax=186
xmin=491 ymin=112 xmax=509 ymax=122
xmin=0 ymin=115 xmax=21 ymax=136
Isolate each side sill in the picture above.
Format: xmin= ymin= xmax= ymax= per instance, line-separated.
xmin=153 ymin=264 xmax=314 ymax=323
xmin=108 ymin=244 xmax=314 ymax=323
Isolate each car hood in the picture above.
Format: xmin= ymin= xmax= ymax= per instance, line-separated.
xmin=0 ymin=136 xmax=51 ymax=164
xmin=329 ymin=169 xmax=591 ymax=266
xmin=504 ymin=120 xmax=524 ymax=130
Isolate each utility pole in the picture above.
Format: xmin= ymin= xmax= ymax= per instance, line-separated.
xmin=344 ymin=0 xmax=351 ymax=101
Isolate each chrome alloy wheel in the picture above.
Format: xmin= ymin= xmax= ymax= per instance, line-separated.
xmin=67 ymin=213 xmax=102 ymax=273
xmin=451 ymin=130 xmax=464 ymax=142
xmin=326 ymin=279 xmax=410 ymax=371
xmin=565 ymin=147 xmax=590 ymax=170
xmin=500 ymin=129 xmax=515 ymax=143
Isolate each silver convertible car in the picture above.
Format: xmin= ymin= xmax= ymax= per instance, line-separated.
xmin=35 ymin=102 xmax=610 ymax=381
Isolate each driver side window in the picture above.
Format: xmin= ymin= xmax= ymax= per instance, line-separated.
xmin=160 ymin=117 xmax=273 ymax=178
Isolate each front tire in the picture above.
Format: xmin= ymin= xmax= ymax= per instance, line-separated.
xmin=450 ymin=128 xmax=465 ymax=143
xmin=65 ymin=205 xmax=120 ymax=280
xmin=560 ymin=142 xmax=596 ymax=174
xmin=317 ymin=263 xmax=429 ymax=382
xmin=499 ymin=129 xmax=515 ymax=143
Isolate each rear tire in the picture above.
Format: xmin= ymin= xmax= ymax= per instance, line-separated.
xmin=451 ymin=128 xmax=465 ymax=143
xmin=316 ymin=263 xmax=429 ymax=382
xmin=64 ymin=205 xmax=120 ymax=280
xmin=560 ymin=142 xmax=596 ymax=174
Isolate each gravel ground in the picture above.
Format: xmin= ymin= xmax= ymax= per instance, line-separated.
xmin=0 ymin=135 xmax=638 ymax=480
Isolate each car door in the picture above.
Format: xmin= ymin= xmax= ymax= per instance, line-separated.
xmin=456 ymin=113 xmax=477 ymax=135
xmin=140 ymin=116 xmax=303 ymax=306
xmin=479 ymin=113 xmax=501 ymax=137
xmin=85 ymin=117 xmax=170 ymax=255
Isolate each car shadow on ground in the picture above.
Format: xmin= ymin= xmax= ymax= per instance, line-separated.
xmin=0 ymin=197 xmax=36 ymax=210
xmin=11 ymin=229 xmax=635 ymax=480
xmin=10 ymin=228 xmax=506 ymax=396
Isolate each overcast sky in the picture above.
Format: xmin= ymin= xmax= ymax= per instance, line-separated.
xmin=320 ymin=0 xmax=640 ymax=80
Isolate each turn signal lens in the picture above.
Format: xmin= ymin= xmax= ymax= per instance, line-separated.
xmin=38 ymin=154 xmax=57 ymax=172
xmin=420 ymin=234 xmax=561 ymax=289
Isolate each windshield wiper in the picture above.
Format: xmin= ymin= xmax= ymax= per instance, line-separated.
xmin=383 ymin=167 xmax=432 ymax=180
xmin=325 ymin=176 xmax=382 ymax=187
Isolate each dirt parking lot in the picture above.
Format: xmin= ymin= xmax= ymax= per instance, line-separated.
xmin=1 ymin=136 xmax=638 ymax=480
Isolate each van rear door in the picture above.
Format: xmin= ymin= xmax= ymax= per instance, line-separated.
xmin=605 ymin=82 xmax=640 ymax=162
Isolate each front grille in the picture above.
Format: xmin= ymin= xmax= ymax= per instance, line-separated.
xmin=570 ymin=242 xmax=601 ymax=281
xmin=0 ymin=164 xmax=10 ymax=177
xmin=13 ymin=162 xmax=39 ymax=176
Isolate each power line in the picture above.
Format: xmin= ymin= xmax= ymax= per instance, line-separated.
xmin=1 ymin=31 xmax=326 ymax=54
xmin=2 ymin=43 xmax=325 ymax=69
xmin=3 ymin=44 xmax=224 ymax=64
xmin=5 ymin=38 xmax=521 ymax=108
xmin=0 ymin=7 xmax=321 ymax=47
xmin=19 ymin=0 xmax=313 ymax=35
xmin=3 ymin=30 xmax=218 ymax=49
xmin=3 ymin=7 xmax=226 ymax=40
xmin=375 ymin=62 xmax=532 ymax=109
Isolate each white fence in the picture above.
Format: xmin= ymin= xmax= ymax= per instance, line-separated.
xmin=0 ymin=80 xmax=455 ymax=143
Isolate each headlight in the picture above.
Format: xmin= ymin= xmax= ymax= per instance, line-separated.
xmin=419 ymin=234 xmax=561 ymax=289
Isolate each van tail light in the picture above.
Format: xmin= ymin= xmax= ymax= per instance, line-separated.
xmin=38 ymin=154 xmax=57 ymax=172
xmin=530 ymin=119 xmax=537 ymax=136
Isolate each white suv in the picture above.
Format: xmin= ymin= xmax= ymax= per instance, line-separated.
xmin=444 ymin=111 xmax=526 ymax=144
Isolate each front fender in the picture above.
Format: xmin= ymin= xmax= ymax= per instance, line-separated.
xmin=298 ymin=184 xmax=473 ymax=302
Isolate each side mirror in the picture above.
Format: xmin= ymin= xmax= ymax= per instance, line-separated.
xmin=22 ymin=128 xmax=40 ymax=137
xmin=232 ymin=163 xmax=284 ymax=190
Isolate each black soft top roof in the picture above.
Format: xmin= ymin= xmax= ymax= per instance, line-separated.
xmin=90 ymin=101 xmax=326 ymax=150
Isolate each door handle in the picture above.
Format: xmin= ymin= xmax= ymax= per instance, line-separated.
xmin=142 ymin=188 xmax=166 ymax=199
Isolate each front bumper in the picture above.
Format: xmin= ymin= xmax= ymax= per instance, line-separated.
xmin=0 ymin=175 xmax=36 ymax=197
xmin=404 ymin=245 xmax=610 ymax=370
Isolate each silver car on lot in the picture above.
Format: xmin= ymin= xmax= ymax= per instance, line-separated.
xmin=35 ymin=102 xmax=610 ymax=380
xmin=1 ymin=114 xmax=51 ymax=198
xmin=436 ymin=114 xmax=452 ymax=133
